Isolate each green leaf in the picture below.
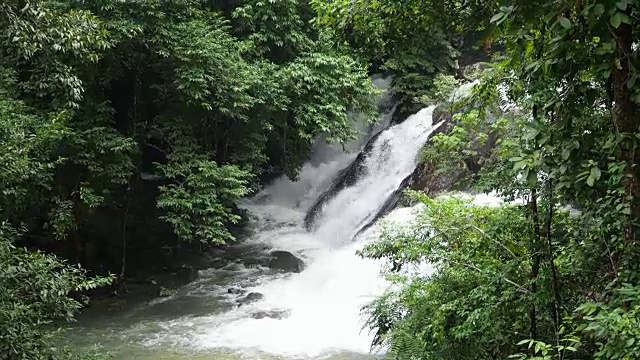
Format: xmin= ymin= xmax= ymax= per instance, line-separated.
xmin=619 ymin=12 xmax=632 ymax=24
xmin=617 ymin=0 xmax=629 ymax=11
xmin=627 ymin=75 xmax=637 ymax=89
xmin=559 ymin=17 xmax=571 ymax=29
xmin=587 ymin=166 xmax=601 ymax=187
xmin=523 ymin=127 xmax=539 ymax=141
xmin=490 ymin=13 xmax=505 ymax=23
xmin=513 ymin=160 xmax=528 ymax=171
xmin=594 ymin=4 xmax=605 ymax=16
xmin=527 ymin=170 xmax=538 ymax=185
xmin=610 ymin=13 xmax=622 ymax=28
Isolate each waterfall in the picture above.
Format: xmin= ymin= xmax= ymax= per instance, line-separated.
xmin=309 ymin=107 xmax=442 ymax=243
xmin=169 ymin=106 xmax=444 ymax=357
xmin=69 ymin=79 xmax=447 ymax=360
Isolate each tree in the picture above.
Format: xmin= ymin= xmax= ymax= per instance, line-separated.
xmin=0 ymin=223 xmax=112 ymax=359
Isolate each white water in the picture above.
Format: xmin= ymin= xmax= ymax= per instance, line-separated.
xmin=313 ymin=107 xmax=441 ymax=244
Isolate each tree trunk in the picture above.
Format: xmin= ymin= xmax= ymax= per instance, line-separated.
xmin=612 ymin=13 xmax=638 ymax=247
xmin=529 ymin=189 xmax=542 ymax=349
xmin=545 ymin=183 xmax=562 ymax=336
xmin=119 ymin=200 xmax=129 ymax=290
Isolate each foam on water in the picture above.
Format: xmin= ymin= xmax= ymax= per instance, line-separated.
xmin=173 ymin=204 xmax=426 ymax=358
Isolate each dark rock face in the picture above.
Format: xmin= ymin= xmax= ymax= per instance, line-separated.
xmin=304 ymin=130 xmax=385 ymax=230
xmin=355 ymin=172 xmax=415 ymax=238
xmin=409 ymin=103 xmax=500 ymax=196
xmin=175 ymin=265 xmax=198 ymax=284
xmin=391 ymin=97 xmax=425 ymax=125
xmin=237 ymin=292 xmax=265 ymax=306
xmin=251 ymin=309 xmax=291 ymax=320
xmin=268 ymin=250 xmax=304 ymax=273
xmin=228 ymin=287 xmax=247 ymax=295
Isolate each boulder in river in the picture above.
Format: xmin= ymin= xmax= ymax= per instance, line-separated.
xmin=175 ymin=265 xmax=198 ymax=284
xmin=251 ymin=309 xmax=291 ymax=320
xmin=237 ymin=292 xmax=264 ymax=306
xmin=228 ymin=287 xmax=247 ymax=295
xmin=268 ymin=251 xmax=304 ymax=273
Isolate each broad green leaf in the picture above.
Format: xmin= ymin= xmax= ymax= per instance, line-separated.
xmin=513 ymin=160 xmax=528 ymax=171
xmin=490 ymin=13 xmax=505 ymax=23
xmin=559 ymin=17 xmax=571 ymax=29
xmin=627 ymin=75 xmax=637 ymax=89
xmin=610 ymin=13 xmax=622 ymax=28
xmin=587 ymin=166 xmax=601 ymax=186
xmin=619 ymin=12 xmax=632 ymax=24
xmin=523 ymin=127 xmax=539 ymax=141
xmin=617 ymin=0 xmax=629 ymax=11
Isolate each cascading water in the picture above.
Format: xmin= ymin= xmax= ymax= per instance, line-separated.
xmin=310 ymin=107 xmax=441 ymax=243
xmin=68 ymin=81 xmax=444 ymax=360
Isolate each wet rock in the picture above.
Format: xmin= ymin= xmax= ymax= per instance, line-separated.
xmin=408 ymin=104 xmax=497 ymax=197
xmin=158 ymin=286 xmax=177 ymax=298
xmin=228 ymin=287 xmax=247 ymax=295
xmin=268 ymin=251 xmax=304 ymax=273
xmin=175 ymin=265 xmax=198 ymax=284
xmin=304 ymin=131 xmax=385 ymax=230
xmin=209 ymin=257 xmax=228 ymax=269
xmin=237 ymin=292 xmax=264 ymax=306
xmin=242 ymin=256 xmax=269 ymax=268
xmin=251 ymin=309 xmax=291 ymax=320
xmin=121 ymin=279 xmax=162 ymax=298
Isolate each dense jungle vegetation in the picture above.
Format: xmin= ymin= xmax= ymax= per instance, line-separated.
xmin=2 ymin=0 xmax=640 ymax=359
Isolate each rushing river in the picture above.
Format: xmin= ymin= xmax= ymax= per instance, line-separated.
xmin=66 ymin=78 xmax=443 ymax=360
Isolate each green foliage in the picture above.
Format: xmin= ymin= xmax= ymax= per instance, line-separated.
xmin=362 ymin=194 xmax=535 ymax=360
xmin=509 ymin=338 xmax=580 ymax=360
xmin=0 ymin=65 xmax=136 ymax=242
xmin=0 ymin=223 xmax=113 ymax=359
xmin=1 ymin=0 xmax=110 ymax=108
xmin=157 ymin=155 xmax=251 ymax=245
xmin=275 ymin=51 xmax=377 ymax=176
xmin=418 ymin=77 xmax=520 ymax=189
xmin=416 ymin=74 xmax=462 ymax=106
xmin=579 ymin=284 xmax=640 ymax=359
xmin=232 ymin=0 xmax=314 ymax=62
xmin=0 ymin=0 xmax=376 ymax=251
xmin=311 ymin=0 xmax=493 ymax=102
